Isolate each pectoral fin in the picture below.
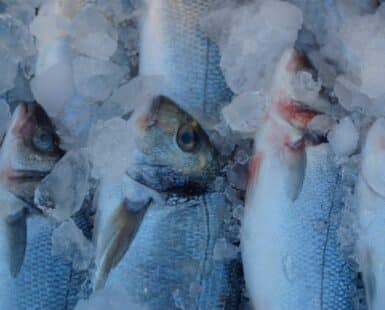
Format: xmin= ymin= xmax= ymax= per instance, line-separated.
xmin=286 ymin=148 xmax=306 ymax=201
xmin=93 ymin=198 xmax=149 ymax=290
xmin=5 ymin=210 xmax=27 ymax=277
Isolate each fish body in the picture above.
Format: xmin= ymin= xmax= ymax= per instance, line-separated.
xmin=241 ymin=50 xmax=354 ymax=309
xmin=140 ymin=0 xmax=232 ymax=116
xmin=355 ymin=119 xmax=385 ymax=310
xmin=0 ymin=103 xmax=90 ymax=309
xmin=105 ymin=192 xmax=240 ymax=309
xmin=92 ymin=97 xmax=241 ymax=308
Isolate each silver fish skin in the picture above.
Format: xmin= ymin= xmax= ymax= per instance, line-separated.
xmin=140 ymin=0 xmax=232 ymax=116
xmin=92 ymin=97 xmax=241 ymax=308
xmin=104 ymin=192 xmax=241 ymax=309
xmin=355 ymin=118 xmax=385 ymax=310
xmin=241 ymin=50 xmax=355 ymax=309
xmin=0 ymin=103 xmax=90 ymax=310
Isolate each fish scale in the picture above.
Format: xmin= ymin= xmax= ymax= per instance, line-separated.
xmin=105 ymin=193 xmax=241 ymax=309
xmin=6 ymin=209 xmax=92 ymax=310
xmin=140 ymin=0 xmax=232 ymax=116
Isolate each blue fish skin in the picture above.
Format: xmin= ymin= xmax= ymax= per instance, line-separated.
xmin=140 ymin=0 xmax=232 ymax=117
xmin=0 ymin=210 xmax=92 ymax=310
xmin=104 ymin=193 xmax=241 ymax=309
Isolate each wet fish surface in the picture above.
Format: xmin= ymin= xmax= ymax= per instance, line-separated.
xmin=140 ymin=0 xmax=232 ymax=116
xmin=241 ymin=50 xmax=355 ymax=309
xmin=0 ymin=103 xmax=91 ymax=309
xmin=92 ymin=96 xmax=242 ymax=309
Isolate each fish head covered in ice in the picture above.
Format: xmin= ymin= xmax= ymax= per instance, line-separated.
xmin=128 ymin=95 xmax=220 ymax=194
xmin=0 ymin=102 xmax=64 ymax=205
xmin=248 ymin=50 xmax=317 ymax=201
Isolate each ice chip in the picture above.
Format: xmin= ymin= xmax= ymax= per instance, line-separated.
xmin=51 ymin=219 xmax=94 ymax=271
xmin=328 ymin=117 xmax=359 ymax=157
xmin=222 ymin=92 xmax=268 ymax=135
xmin=0 ymin=49 xmax=18 ymax=95
xmin=35 ymin=150 xmax=91 ymax=221
xmin=73 ymin=56 xmax=126 ymax=101
xmin=86 ymin=117 xmax=134 ymax=180
xmin=213 ymin=238 xmax=239 ymax=260
xmin=31 ymin=61 xmax=75 ymax=118
xmin=291 ymin=71 xmax=322 ymax=103
xmin=209 ymin=0 xmax=302 ymax=93
xmin=70 ymin=6 xmax=118 ymax=60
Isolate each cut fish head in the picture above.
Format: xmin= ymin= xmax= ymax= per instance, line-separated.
xmin=0 ymin=102 xmax=64 ymax=204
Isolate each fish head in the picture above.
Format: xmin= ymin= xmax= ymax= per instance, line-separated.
xmin=129 ymin=95 xmax=219 ymax=194
xmin=0 ymin=102 xmax=64 ymax=203
xmin=249 ymin=95 xmax=317 ymax=201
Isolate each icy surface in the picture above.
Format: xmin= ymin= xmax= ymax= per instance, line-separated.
xmin=203 ymin=0 xmax=302 ymax=94
xmin=86 ymin=118 xmax=134 ymax=180
xmin=35 ymin=150 xmax=91 ymax=221
xmin=70 ymin=6 xmax=118 ymax=60
xmin=51 ymin=219 xmax=94 ymax=271
xmin=328 ymin=117 xmax=359 ymax=157
xmin=222 ymin=92 xmax=268 ymax=135
xmin=75 ymin=287 xmax=143 ymax=310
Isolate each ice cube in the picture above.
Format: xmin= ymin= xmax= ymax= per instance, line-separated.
xmin=0 ymin=49 xmax=17 ymax=95
xmin=51 ymin=219 xmax=94 ymax=271
xmin=328 ymin=117 xmax=359 ymax=156
xmin=213 ymin=238 xmax=239 ymax=260
xmin=222 ymin=91 xmax=268 ymax=135
xmin=70 ymin=6 xmax=118 ymax=60
xmin=35 ymin=150 xmax=91 ymax=221
xmin=207 ymin=0 xmax=302 ymax=93
xmin=291 ymin=71 xmax=322 ymax=103
xmin=73 ymin=56 xmax=126 ymax=101
xmin=86 ymin=118 xmax=134 ymax=180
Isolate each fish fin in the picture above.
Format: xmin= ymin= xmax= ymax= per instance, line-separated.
xmin=93 ymin=198 xmax=149 ymax=290
xmin=287 ymin=149 xmax=306 ymax=201
xmin=5 ymin=210 xmax=27 ymax=277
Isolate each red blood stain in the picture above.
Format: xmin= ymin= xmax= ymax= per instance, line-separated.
xmin=284 ymin=136 xmax=305 ymax=155
xmin=286 ymin=50 xmax=305 ymax=72
xmin=277 ymin=99 xmax=317 ymax=129
xmin=247 ymin=152 xmax=263 ymax=190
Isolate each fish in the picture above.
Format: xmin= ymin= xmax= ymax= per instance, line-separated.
xmin=241 ymin=49 xmax=355 ymax=309
xmin=140 ymin=0 xmax=232 ymax=117
xmin=0 ymin=102 xmax=91 ymax=309
xmin=355 ymin=118 xmax=385 ymax=310
xmin=92 ymin=96 xmax=242 ymax=309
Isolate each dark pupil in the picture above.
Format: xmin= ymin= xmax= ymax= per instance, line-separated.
xmin=181 ymin=131 xmax=194 ymax=145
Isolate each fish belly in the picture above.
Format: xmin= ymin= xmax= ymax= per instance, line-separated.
xmin=105 ymin=192 xmax=241 ymax=309
xmin=140 ymin=0 xmax=232 ymax=115
xmin=242 ymin=144 xmax=354 ymax=309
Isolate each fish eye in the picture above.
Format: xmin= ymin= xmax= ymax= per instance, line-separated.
xmin=177 ymin=124 xmax=199 ymax=152
xmin=32 ymin=128 xmax=55 ymax=152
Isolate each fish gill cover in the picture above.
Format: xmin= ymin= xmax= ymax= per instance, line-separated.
xmin=0 ymin=0 xmax=384 ymax=309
